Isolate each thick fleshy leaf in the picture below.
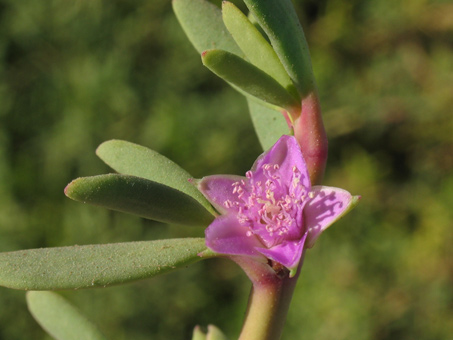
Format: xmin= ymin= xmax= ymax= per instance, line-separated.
xmin=202 ymin=49 xmax=299 ymax=111
xmin=222 ymin=1 xmax=298 ymax=99
xmin=192 ymin=326 xmax=207 ymax=340
xmin=172 ymin=0 xmax=242 ymax=56
xmin=192 ymin=325 xmax=229 ymax=340
xmin=96 ymin=140 xmax=215 ymax=215
xmin=172 ymin=0 xmax=290 ymax=137
xmin=65 ymin=174 xmax=214 ymax=227
xmin=247 ymin=11 xmax=268 ymax=42
xmin=304 ymin=186 xmax=361 ymax=248
xmin=0 ymin=238 xmax=209 ymax=290
xmin=244 ymin=0 xmax=316 ymax=96
xmin=247 ymin=99 xmax=289 ymax=151
xmin=207 ymin=325 xmax=230 ymax=340
xmin=27 ymin=291 xmax=107 ymax=340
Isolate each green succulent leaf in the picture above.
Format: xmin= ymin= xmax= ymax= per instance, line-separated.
xmin=192 ymin=326 xmax=207 ymax=340
xmin=222 ymin=1 xmax=298 ymax=100
xmin=243 ymin=0 xmax=316 ymax=96
xmin=247 ymin=11 xmax=269 ymax=44
xmin=247 ymin=99 xmax=290 ymax=151
xmin=207 ymin=325 xmax=230 ymax=340
xmin=191 ymin=325 xmax=229 ymax=340
xmin=65 ymin=174 xmax=214 ymax=226
xmin=172 ymin=0 xmax=290 ymax=137
xmin=172 ymin=0 xmax=298 ymax=148
xmin=172 ymin=0 xmax=242 ymax=56
xmin=202 ymin=49 xmax=299 ymax=111
xmin=96 ymin=140 xmax=215 ymax=215
xmin=0 ymin=238 xmax=210 ymax=290
xmin=27 ymin=291 xmax=107 ymax=340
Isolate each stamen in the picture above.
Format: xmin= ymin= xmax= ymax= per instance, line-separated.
xmin=229 ymin=162 xmax=307 ymax=247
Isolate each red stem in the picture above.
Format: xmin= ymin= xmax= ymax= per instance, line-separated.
xmin=291 ymin=92 xmax=328 ymax=185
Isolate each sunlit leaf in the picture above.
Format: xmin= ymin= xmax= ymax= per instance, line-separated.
xmin=172 ymin=0 xmax=296 ymax=147
xmin=247 ymin=11 xmax=269 ymax=43
xmin=222 ymin=1 xmax=298 ymax=100
xmin=0 ymin=238 xmax=211 ymax=290
xmin=65 ymin=174 xmax=215 ymax=226
xmin=27 ymin=291 xmax=107 ymax=340
xmin=172 ymin=0 xmax=242 ymax=56
xmin=192 ymin=326 xmax=207 ymax=340
xmin=244 ymin=0 xmax=316 ymax=96
xmin=207 ymin=325 xmax=230 ymax=340
xmin=191 ymin=325 xmax=229 ymax=340
xmin=247 ymin=99 xmax=290 ymax=151
xmin=96 ymin=140 xmax=215 ymax=215
xmin=202 ymin=49 xmax=299 ymax=111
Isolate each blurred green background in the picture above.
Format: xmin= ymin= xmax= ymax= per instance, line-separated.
xmin=0 ymin=0 xmax=452 ymax=339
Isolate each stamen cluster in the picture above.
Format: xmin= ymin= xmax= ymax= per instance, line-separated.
xmin=224 ymin=163 xmax=309 ymax=248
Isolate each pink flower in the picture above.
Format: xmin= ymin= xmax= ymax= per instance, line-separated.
xmin=197 ymin=135 xmax=360 ymax=276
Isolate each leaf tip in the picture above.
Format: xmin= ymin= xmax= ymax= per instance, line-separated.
xmin=221 ymin=0 xmax=232 ymax=9
xmin=94 ymin=142 xmax=106 ymax=157
xmin=95 ymin=139 xmax=119 ymax=158
xmin=64 ymin=178 xmax=84 ymax=200
xmin=64 ymin=180 xmax=74 ymax=197
xmin=201 ymin=50 xmax=209 ymax=58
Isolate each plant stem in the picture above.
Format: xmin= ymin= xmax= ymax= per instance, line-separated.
xmin=293 ymin=92 xmax=327 ymax=186
xmin=234 ymin=252 xmax=305 ymax=340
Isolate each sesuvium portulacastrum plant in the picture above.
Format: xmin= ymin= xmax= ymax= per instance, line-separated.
xmin=0 ymin=1 xmax=360 ymax=339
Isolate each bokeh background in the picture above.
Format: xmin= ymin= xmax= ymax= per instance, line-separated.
xmin=1 ymin=0 xmax=452 ymax=339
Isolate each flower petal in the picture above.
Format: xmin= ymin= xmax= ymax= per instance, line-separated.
xmin=197 ymin=175 xmax=246 ymax=214
xmin=256 ymin=233 xmax=307 ymax=275
xmin=205 ymin=214 xmax=265 ymax=257
xmin=304 ymin=186 xmax=360 ymax=248
xmin=252 ymin=135 xmax=310 ymax=191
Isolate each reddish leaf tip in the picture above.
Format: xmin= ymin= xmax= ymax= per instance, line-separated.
xmin=63 ymin=179 xmax=78 ymax=197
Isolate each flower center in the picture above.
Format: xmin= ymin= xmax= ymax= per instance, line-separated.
xmin=224 ymin=163 xmax=309 ymax=247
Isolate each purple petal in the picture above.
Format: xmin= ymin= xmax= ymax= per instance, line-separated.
xmin=304 ymin=186 xmax=359 ymax=248
xmin=252 ymin=135 xmax=311 ymax=191
xmin=205 ymin=214 xmax=265 ymax=257
xmin=197 ymin=175 xmax=246 ymax=214
xmin=256 ymin=233 xmax=307 ymax=271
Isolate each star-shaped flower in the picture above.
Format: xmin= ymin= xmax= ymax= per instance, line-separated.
xmin=197 ymin=135 xmax=360 ymax=276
